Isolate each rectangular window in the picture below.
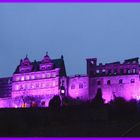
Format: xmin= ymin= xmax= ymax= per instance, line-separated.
xmin=131 ymin=79 xmax=135 ymax=83
xmin=132 ymin=68 xmax=136 ymax=74
xmin=120 ymin=69 xmax=124 ymax=75
xmin=21 ymin=76 xmax=24 ymax=81
xmin=114 ymin=69 xmax=117 ymax=75
xmin=42 ymin=74 xmax=46 ymax=78
xmin=108 ymin=69 xmax=111 ymax=75
xmin=127 ymin=69 xmax=131 ymax=74
xmin=102 ymin=69 xmax=106 ymax=75
xmin=31 ymin=75 xmax=35 ymax=80
xmin=107 ymin=80 xmax=111 ymax=85
xmin=96 ymin=69 xmax=100 ymax=74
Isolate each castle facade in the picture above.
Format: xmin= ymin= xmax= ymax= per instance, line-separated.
xmin=0 ymin=53 xmax=139 ymax=108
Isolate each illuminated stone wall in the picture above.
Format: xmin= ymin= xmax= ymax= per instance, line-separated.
xmin=87 ymin=57 xmax=140 ymax=103
xmin=12 ymin=69 xmax=60 ymax=107
xmin=0 ymin=97 xmax=12 ymax=108
xmin=1 ymin=54 xmax=140 ymax=108
xmin=68 ymin=75 xmax=89 ymax=100
xmin=90 ymin=75 xmax=140 ymax=103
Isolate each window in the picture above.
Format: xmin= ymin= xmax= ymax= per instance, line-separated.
xmin=132 ymin=68 xmax=136 ymax=74
xmin=91 ymin=60 xmax=94 ymax=64
xmin=21 ymin=76 xmax=24 ymax=81
xmin=108 ymin=69 xmax=111 ymax=75
xmin=97 ymin=81 xmax=101 ymax=85
xmin=36 ymin=74 xmax=40 ymax=79
xmin=25 ymin=75 xmax=30 ymax=80
xmin=107 ymin=80 xmax=111 ymax=85
xmin=96 ymin=69 xmax=100 ymax=74
xmin=114 ymin=69 xmax=117 ymax=75
xmin=71 ymin=84 xmax=75 ymax=89
xmin=102 ymin=69 xmax=106 ymax=73
xmin=120 ymin=69 xmax=124 ymax=75
xmin=127 ymin=69 xmax=131 ymax=74
xmin=42 ymin=74 xmax=46 ymax=78
xmin=119 ymin=79 xmax=123 ymax=84
xmin=31 ymin=75 xmax=35 ymax=80
xmin=79 ymin=83 xmax=83 ymax=89
xmin=131 ymin=79 xmax=135 ymax=83
xmin=15 ymin=85 xmax=19 ymax=90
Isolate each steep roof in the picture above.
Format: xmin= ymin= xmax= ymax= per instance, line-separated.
xmin=14 ymin=57 xmax=67 ymax=76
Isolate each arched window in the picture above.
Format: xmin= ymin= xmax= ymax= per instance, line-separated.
xmin=79 ymin=83 xmax=83 ymax=89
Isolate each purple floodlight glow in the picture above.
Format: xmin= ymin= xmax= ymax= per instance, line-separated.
xmin=1 ymin=54 xmax=140 ymax=108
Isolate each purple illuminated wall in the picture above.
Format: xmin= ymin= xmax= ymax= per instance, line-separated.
xmin=68 ymin=75 xmax=89 ymax=100
xmin=87 ymin=57 xmax=140 ymax=103
xmin=12 ymin=69 xmax=60 ymax=107
xmin=0 ymin=54 xmax=140 ymax=108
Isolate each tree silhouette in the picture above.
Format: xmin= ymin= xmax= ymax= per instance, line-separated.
xmin=91 ymin=88 xmax=104 ymax=107
xmin=49 ymin=95 xmax=61 ymax=109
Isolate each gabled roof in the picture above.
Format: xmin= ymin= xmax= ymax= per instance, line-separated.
xmin=14 ymin=57 xmax=67 ymax=76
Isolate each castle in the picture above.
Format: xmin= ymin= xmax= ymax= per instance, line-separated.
xmin=0 ymin=52 xmax=140 ymax=108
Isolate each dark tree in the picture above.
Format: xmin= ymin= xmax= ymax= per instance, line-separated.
xmin=49 ymin=95 xmax=61 ymax=109
xmin=91 ymin=88 xmax=104 ymax=107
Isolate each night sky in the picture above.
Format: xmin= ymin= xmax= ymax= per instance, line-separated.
xmin=0 ymin=3 xmax=140 ymax=77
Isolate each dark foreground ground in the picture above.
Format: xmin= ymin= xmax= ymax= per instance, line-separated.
xmin=0 ymin=105 xmax=140 ymax=137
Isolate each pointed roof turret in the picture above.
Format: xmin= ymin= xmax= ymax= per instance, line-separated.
xmin=20 ymin=54 xmax=31 ymax=66
xmin=41 ymin=52 xmax=52 ymax=63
